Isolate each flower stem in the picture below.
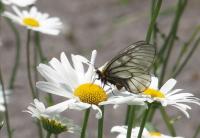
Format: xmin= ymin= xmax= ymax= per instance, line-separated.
xmin=81 ymin=109 xmax=90 ymax=138
xmin=172 ymin=36 xmax=200 ymax=78
xmin=46 ymin=132 xmax=51 ymax=138
xmin=158 ymin=0 xmax=187 ymax=86
xmin=98 ymin=106 xmax=104 ymax=138
xmin=5 ymin=18 xmax=21 ymax=89
xmin=160 ymin=106 xmax=176 ymax=136
xmin=124 ymin=105 xmax=131 ymax=125
xmin=193 ymin=124 xmax=200 ymax=138
xmin=26 ymin=30 xmax=43 ymax=138
xmin=126 ymin=106 xmax=135 ymax=138
xmin=145 ymin=0 xmax=162 ymax=43
xmin=137 ymin=103 xmax=152 ymax=138
xmin=34 ymin=32 xmax=47 ymax=63
xmin=0 ymin=67 xmax=12 ymax=138
xmin=26 ymin=30 xmax=37 ymax=99
xmin=34 ymin=32 xmax=54 ymax=105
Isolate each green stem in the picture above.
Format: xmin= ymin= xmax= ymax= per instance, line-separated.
xmin=34 ymin=32 xmax=47 ymax=63
xmin=26 ymin=30 xmax=37 ymax=98
xmin=0 ymin=67 xmax=12 ymax=138
xmin=124 ymin=105 xmax=131 ymax=125
xmin=159 ymin=0 xmax=187 ymax=86
xmin=193 ymin=124 xmax=200 ymax=138
xmin=172 ymin=26 xmax=200 ymax=73
xmin=54 ymin=135 xmax=58 ymax=138
xmin=146 ymin=0 xmax=162 ymax=43
xmin=160 ymin=107 xmax=176 ymax=136
xmin=137 ymin=104 xmax=152 ymax=138
xmin=81 ymin=109 xmax=90 ymax=138
xmin=46 ymin=132 xmax=51 ymax=138
xmin=26 ymin=30 xmax=43 ymax=138
xmin=126 ymin=106 xmax=135 ymax=138
xmin=173 ymin=36 xmax=200 ymax=78
xmin=98 ymin=106 xmax=104 ymax=138
xmin=5 ymin=18 xmax=21 ymax=89
xmin=34 ymin=37 xmax=39 ymax=95
xmin=34 ymin=32 xmax=54 ymax=105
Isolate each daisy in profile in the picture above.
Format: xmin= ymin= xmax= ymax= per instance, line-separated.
xmin=111 ymin=126 xmax=183 ymax=138
xmin=36 ymin=50 xmax=145 ymax=119
xmin=3 ymin=6 xmax=62 ymax=35
xmin=25 ymin=99 xmax=80 ymax=135
xmin=101 ymin=76 xmax=200 ymax=118
xmin=1 ymin=0 xmax=36 ymax=7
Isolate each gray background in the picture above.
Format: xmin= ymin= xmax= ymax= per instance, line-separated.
xmin=0 ymin=0 xmax=200 ymax=137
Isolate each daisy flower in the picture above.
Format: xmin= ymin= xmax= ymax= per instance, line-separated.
xmin=111 ymin=126 xmax=183 ymax=138
xmin=36 ymin=50 xmax=145 ymax=119
xmin=3 ymin=6 xmax=62 ymax=35
xmin=25 ymin=99 xmax=80 ymax=134
xmin=0 ymin=85 xmax=11 ymax=112
xmin=108 ymin=76 xmax=200 ymax=118
xmin=1 ymin=0 xmax=36 ymax=7
xmin=36 ymin=50 xmax=107 ymax=119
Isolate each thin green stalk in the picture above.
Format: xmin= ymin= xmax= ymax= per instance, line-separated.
xmin=46 ymin=132 xmax=51 ymax=138
xmin=173 ymin=36 xmax=200 ymax=78
xmin=160 ymin=106 xmax=176 ymax=136
xmin=81 ymin=109 xmax=90 ymax=138
xmin=124 ymin=105 xmax=131 ymax=125
xmin=159 ymin=0 xmax=187 ymax=86
xmin=193 ymin=124 xmax=200 ymax=138
xmin=34 ymin=38 xmax=39 ymax=94
xmin=147 ymin=106 xmax=156 ymax=122
xmin=98 ymin=106 xmax=104 ymax=138
xmin=26 ymin=30 xmax=37 ymax=98
xmin=34 ymin=32 xmax=47 ymax=63
xmin=54 ymin=135 xmax=58 ymax=138
xmin=6 ymin=18 xmax=21 ymax=89
xmin=146 ymin=0 xmax=162 ymax=43
xmin=0 ymin=67 xmax=12 ymax=138
xmin=26 ymin=30 xmax=43 ymax=138
xmin=137 ymin=104 xmax=152 ymax=138
xmin=126 ymin=106 xmax=135 ymax=138
xmin=172 ymin=26 xmax=200 ymax=73
xmin=34 ymin=32 xmax=54 ymax=105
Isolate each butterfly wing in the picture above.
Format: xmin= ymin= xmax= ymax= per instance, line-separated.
xmin=103 ymin=41 xmax=156 ymax=93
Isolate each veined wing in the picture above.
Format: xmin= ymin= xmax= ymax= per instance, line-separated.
xmin=103 ymin=41 xmax=156 ymax=93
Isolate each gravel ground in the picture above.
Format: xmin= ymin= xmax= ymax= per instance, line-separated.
xmin=0 ymin=0 xmax=200 ymax=138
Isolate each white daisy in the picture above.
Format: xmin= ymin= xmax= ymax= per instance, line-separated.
xmin=0 ymin=85 xmax=11 ymax=112
xmin=109 ymin=76 xmax=200 ymax=118
xmin=3 ymin=6 xmax=62 ymax=35
xmin=36 ymin=50 xmax=111 ymax=119
xmin=1 ymin=0 xmax=36 ymax=7
xmin=25 ymin=99 xmax=79 ymax=134
xmin=111 ymin=126 xmax=183 ymax=138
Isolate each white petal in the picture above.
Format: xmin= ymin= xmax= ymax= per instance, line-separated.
xmin=160 ymin=78 xmax=177 ymax=94
xmin=149 ymin=76 xmax=158 ymax=89
xmin=111 ymin=126 xmax=127 ymax=134
xmin=68 ymin=101 xmax=91 ymax=110
xmin=91 ymin=105 xmax=102 ymax=119
xmin=46 ymin=99 xmax=76 ymax=114
xmin=36 ymin=81 xmax=73 ymax=98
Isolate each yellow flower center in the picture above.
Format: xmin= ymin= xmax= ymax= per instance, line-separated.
xmin=144 ymin=88 xmax=165 ymax=98
xmin=74 ymin=83 xmax=107 ymax=105
xmin=149 ymin=131 xmax=162 ymax=136
xmin=23 ymin=18 xmax=40 ymax=27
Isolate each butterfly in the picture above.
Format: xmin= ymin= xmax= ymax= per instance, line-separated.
xmin=96 ymin=41 xmax=156 ymax=93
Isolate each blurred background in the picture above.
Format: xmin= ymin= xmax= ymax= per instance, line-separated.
xmin=0 ymin=0 xmax=200 ymax=137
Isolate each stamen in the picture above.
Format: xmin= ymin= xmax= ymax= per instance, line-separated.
xmin=74 ymin=83 xmax=107 ymax=105
xmin=144 ymin=88 xmax=165 ymax=98
xmin=23 ymin=17 xmax=40 ymax=27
